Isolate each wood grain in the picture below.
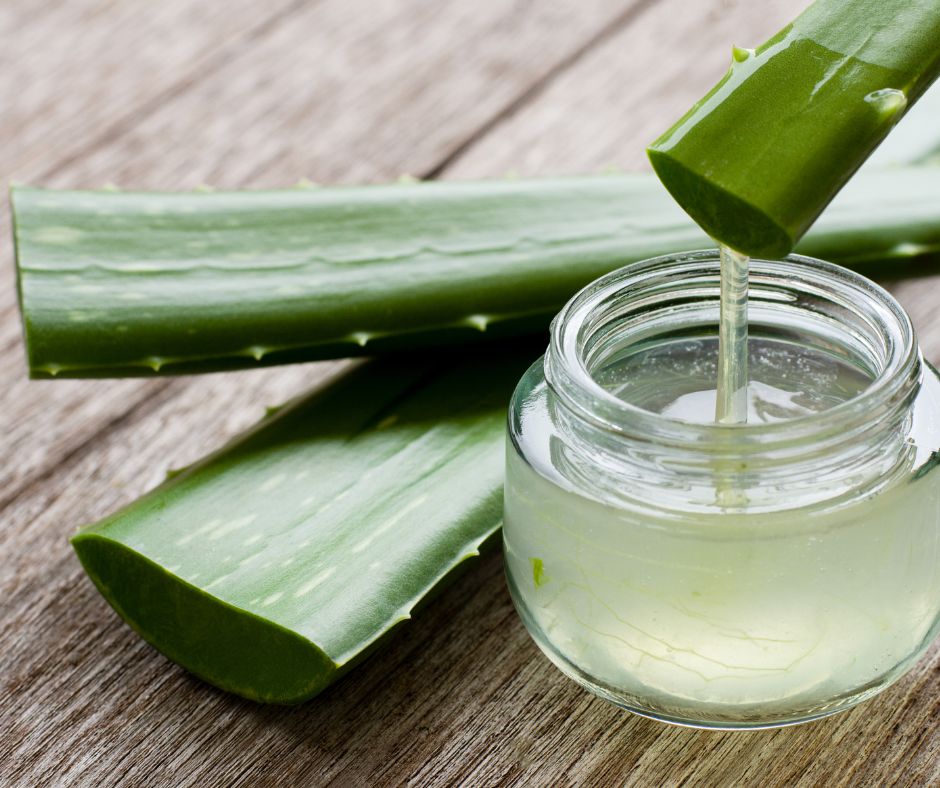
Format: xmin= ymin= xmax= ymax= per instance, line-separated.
xmin=3 ymin=0 xmax=940 ymax=785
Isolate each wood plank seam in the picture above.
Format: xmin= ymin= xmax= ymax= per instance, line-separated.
xmin=422 ymin=0 xmax=660 ymax=181
xmin=31 ymin=0 xmax=318 ymax=185
xmin=0 ymin=380 xmax=180 ymax=516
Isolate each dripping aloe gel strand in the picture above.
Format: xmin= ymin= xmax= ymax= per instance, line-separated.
xmin=715 ymin=246 xmax=749 ymax=425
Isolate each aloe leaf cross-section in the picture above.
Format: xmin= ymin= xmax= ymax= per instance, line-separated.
xmin=72 ymin=349 xmax=532 ymax=703
xmin=647 ymin=0 xmax=940 ymax=257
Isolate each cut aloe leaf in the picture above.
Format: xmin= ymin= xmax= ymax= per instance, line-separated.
xmin=647 ymin=0 xmax=940 ymax=257
xmin=72 ymin=349 xmax=533 ymax=703
xmin=12 ymin=166 xmax=940 ymax=379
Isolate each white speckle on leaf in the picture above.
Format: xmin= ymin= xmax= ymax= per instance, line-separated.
xmin=259 ymin=473 xmax=286 ymax=493
xmin=350 ymin=536 xmax=373 ymax=554
xmin=243 ymin=534 xmax=262 ymax=547
xmin=34 ymin=226 xmax=84 ymax=244
xmin=209 ymin=514 xmax=257 ymax=540
xmin=293 ymin=567 xmax=336 ymax=598
xmin=351 ymin=496 xmax=428 ymax=553
xmin=374 ymin=495 xmax=428 ymax=537
xmin=177 ymin=518 xmax=222 ymax=545
xmin=261 ymin=591 xmax=283 ymax=606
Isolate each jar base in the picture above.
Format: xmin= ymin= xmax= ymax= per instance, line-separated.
xmin=505 ymin=566 xmax=904 ymax=731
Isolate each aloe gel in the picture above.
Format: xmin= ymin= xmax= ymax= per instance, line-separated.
xmin=503 ymin=252 xmax=940 ymax=728
xmin=714 ymin=245 xmax=749 ymax=424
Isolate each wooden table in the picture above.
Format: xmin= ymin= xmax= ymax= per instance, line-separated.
xmin=3 ymin=1 xmax=939 ymax=784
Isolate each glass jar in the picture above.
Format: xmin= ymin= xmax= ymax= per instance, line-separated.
xmin=504 ymin=250 xmax=940 ymax=729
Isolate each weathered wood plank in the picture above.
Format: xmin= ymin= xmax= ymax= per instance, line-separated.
xmin=28 ymin=0 xmax=648 ymax=190
xmin=0 ymin=0 xmax=304 ymax=183
xmin=444 ymin=0 xmax=807 ymax=178
xmin=3 ymin=0 xmax=940 ymax=785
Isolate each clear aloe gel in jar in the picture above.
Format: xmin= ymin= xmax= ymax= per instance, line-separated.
xmin=503 ymin=250 xmax=940 ymax=729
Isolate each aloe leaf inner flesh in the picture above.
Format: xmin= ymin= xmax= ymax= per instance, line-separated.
xmin=11 ymin=167 xmax=940 ymax=379
xmin=72 ymin=349 xmax=533 ymax=703
xmin=647 ymin=0 xmax=940 ymax=257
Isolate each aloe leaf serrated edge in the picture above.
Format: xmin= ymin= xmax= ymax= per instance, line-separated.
xmin=11 ymin=165 xmax=940 ymax=379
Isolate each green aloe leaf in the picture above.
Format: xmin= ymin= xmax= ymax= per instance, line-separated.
xmin=72 ymin=348 xmax=534 ymax=703
xmin=647 ymin=0 xmax=940 ymax=257
xmin=11 ymin=166 xmax=940 ymax=379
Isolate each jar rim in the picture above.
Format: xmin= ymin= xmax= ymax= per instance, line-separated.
xmin=545 ymin=249 xmax=919 ymax=451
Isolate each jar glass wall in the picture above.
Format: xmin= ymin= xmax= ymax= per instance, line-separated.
xmin=503 ymin=251 xmax=940 ymax=729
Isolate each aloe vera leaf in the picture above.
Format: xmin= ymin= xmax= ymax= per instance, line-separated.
xmin=647 ymin=0 xmax=940 ymax=258
xmin=71 ymin=348 xmax=532 ymax=703
xmin=12 ymin=166 xmax=940 ymax=379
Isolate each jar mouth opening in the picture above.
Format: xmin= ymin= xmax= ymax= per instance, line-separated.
xmin=546 ymin=250 xmax=918 ymax=450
